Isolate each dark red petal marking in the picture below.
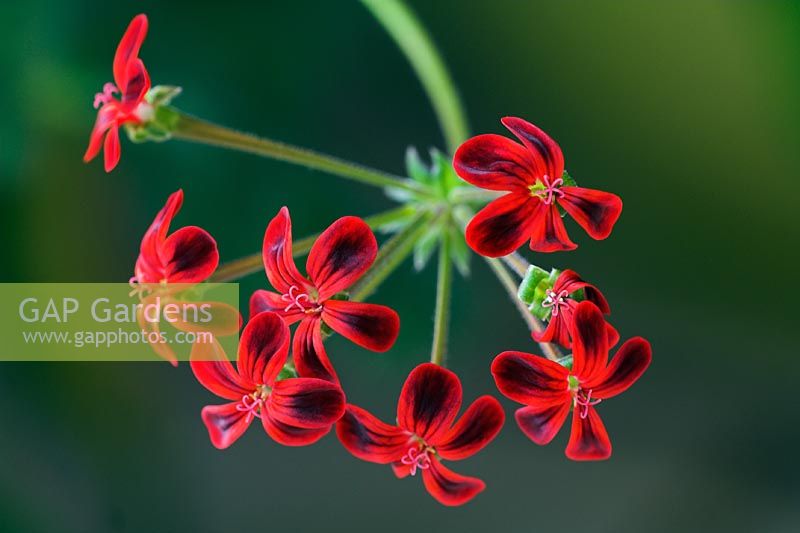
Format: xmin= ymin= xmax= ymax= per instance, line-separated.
xmin=322 ymin=300 xmax=400 ymax=352
xmin=397 ymin=363 xmax=462 ymax=442
xmin=436 ymin=396 xmax=505 ymax=460
xmin=262 ymin=207 xmax=312 ymax=294
xmin=570 ymin=301 xmax=609 ymax=382
xmin=335 ymin=404 xmax=410 ymax=464
xmin=491 ymin=351 xmax=569 ymax=406
xmin=84 ymin=105 xmax=118 ymax=163
xmin=113 ymin=14 xmax=148 ymax=90
xmin=160 ymin=226 xmax=219 ymax=284
xmin=200 ymin=402 xmax=252 ymax=450
xmin=589 ymin=337 xmax=652 ymax=399
xmin=292 ymin=317 xmax=338 ymax=383
xmin=249 ymin=290 xmax=304 ymax=324
xmin=501 ymin=117 xmax=565 ymax=180
xmin=260 ymin=409 xmax=331 ymax=446
xmin=465 ymin=193 xmax=540 ymax=257
xmin=236 ymin=311 xmax=290 ymax=386
xmin=554 ymin=269 xmax=611 ymax=314
xmin=514 ymin=402 xmax=570 ymax=445
xmin=527 ymin=201 xmax=577 ymax=253
xmin=135 ymin=190 xmax=183 ymax=282
xmin=103 ymin=124 xmax=121 ymax=172
xmin=421 ymin=459 xmax=485 ymax=507
xmin=453 ymin=133 xmax=538 ymax=191
xmin=565 ymin=406 xmax=612 ymax=461
xmin=559 ymin=187 xmax=623 ymax=240
xmin=267 ymin=377 xmax=345 ymax=429
xmin=307 ymin=216 xmax=377 ymax=299
xmin=120 ymin=57 xmax=150 ymax=106
xmin=190 ymin=337 xmax=253 ymax=400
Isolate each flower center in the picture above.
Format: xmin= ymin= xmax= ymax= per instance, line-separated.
xmin=93 ymin=82 xmax=119 ymax=109
xmin=400 ymin=445 xmax=433 ymax=476
xmin=281 ymin=285 xmax=322 ymax=315
xmin=529 ymin=174 xmax=565 ymax=205
xmin=568 ymin=376 xmax=601 ymax=419
xmin=235 ymin=385 xmax=270 ymax=423
xmin=542 ymin=289 xmax=570 ymax=317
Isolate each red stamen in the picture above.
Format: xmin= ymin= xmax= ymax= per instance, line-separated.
xmin=400 ymin=446 xmax=431 ymax=476
xmin=542 ymin=289 xmax=570 ymax=317
xmin=93 ymin=82 xmax=119 ymax=109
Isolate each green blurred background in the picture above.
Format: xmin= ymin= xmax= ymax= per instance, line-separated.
xmin=1 ymin=1 xmax=798 ymax=531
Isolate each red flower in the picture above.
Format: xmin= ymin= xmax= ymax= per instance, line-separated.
xmin=492 ymin=301 xmax=651 ymax=461
xmin=453 ymin=117 xmax=623 ymax=257
xmin=133 ymin=189 xmax=219 ymax=285
xmin=84 ymin=14 xmax=152 ymax=172
xmin=250 ymin=207 xmax=400 ymax=383
xmin=191 ymin=312 xmax=345 ymax=449
xmin=337 ymin=363 xmax=505 ymax=506
xmin=535 ymin=269 xmax=619 ymax=349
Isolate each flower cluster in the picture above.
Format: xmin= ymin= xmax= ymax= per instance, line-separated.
xmin=90 ymin=14 xmax=652 ymax=507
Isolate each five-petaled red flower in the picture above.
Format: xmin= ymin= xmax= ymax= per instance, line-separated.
xmin=191 ymin=311 xmax=346 ymax=449
xmin=84 ymin=14 xmax=152 ymax=172
xmin=535 ymin=269 xmax=619 ymax=349
xmin=132 ymin=189 xmax=222 ymax=365
xmin=453 ymin=117 xmax=623 ymax=257
xmin=250 ymin=207 xmax=400 ymax=384
xmin=492 ymin=300 xmax=650 ymax=460
xmin=336 ymin=363 xmax=505 ymax=506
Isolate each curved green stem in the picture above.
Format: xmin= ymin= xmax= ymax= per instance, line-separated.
xmin=430 ymin=229 xmax=453 ymax=366
xmin=485 ymin=257 xmax=562 ymax=361
xmin=172 ymin=111 xmax=429 ymax=197
xmin=361 ymin=0 xmax=469 ymax=153
xmin=210 ymin=205 xmax=415 ymax=283
xmin=350 ymin=208 xmax=440 ymax=302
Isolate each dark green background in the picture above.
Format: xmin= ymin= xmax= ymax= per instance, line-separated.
xmin=1 ymin=1 xmax=797 ymax=532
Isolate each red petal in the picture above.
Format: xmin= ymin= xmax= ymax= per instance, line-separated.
xmin=136 ymin=297 xmax=177 ymax=366
xmin=528 ymin=201 xmax=577 ymax=253
xmin=397 ymin=363 xmax=462 ymax=442
xmin=171 ymin=300 xmax=242 ymax=338
xmin=292 ymin=317 xmax=338 ymax=383
xmin=605 ymin=322 xmax=620 ymax=348
xmin=465 ymin=193 xmax=540 ymax=257
xmin=84 ymin=105 xmax=118 ymax=163
xmin=533 ymin=311 xmax=573 ymax=349
xmin=249 ymin=289 xmax=304 ymax=324
xmin=435 ymin=396 xmax=504 ymax=460
xmin=200 ymin=402 xmax=252 ymax=450
xmin=267 ymin=377 xmax=345 ymax=429
xmin=392 ymin=461 xmax=412 ymax=479
xmin=570 ymin=301 xmax=609 ymax=383
xmin=555 ymin=269 xmax=611 ymax=315
xmin=113 ymin=14 xmax=148 ymax=90
xmin=491 ymin=351 xmax=569 ymax=406
xmin=421 ymin=459 xmax=485 ymax=507
xmin=321 ymin=300 xmax=399 ymax=352
xmin=120 ymin=58 xmax=150 ymax=107
xmin=565 ymin=407 xmax=611 ymax=461
xmin=160 ymin=226 xmax=219 ymax=283
xmin=190 ymin=337 xmax=253 ymax=400
xmin=135 ymin=190 xmax=183 ymax=282
xmin=103 ymin=124 xmax=121 ymax=172
xmin=262 ymin=207 xmax=312 ymax=294
xmin=453 ymin=133 xmax=537 ymax=191
xmin=588 ymin=337 xmax=651 ymax=399
xmin=306 ymin=216 xmax=377 ymax=299
xmin=514 ymin=402 xmax=570 ymax=445
xmin=559 ymin=187 xmax=623 ymax=240
xmin=236 ymin=311 xmax=290 ymax=386
xmin=501 ymin=117 xmax=564 ymax=180
xmin=335 ymin=404 xmax=410 ymax=463
xmin=261 ymin=409 xmax=331 ymax=446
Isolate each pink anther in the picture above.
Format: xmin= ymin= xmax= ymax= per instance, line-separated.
xmin=400 ymin=446 xmax=431 ymax=476
xmin=542 ymin=289 xmax=570 ymax=317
